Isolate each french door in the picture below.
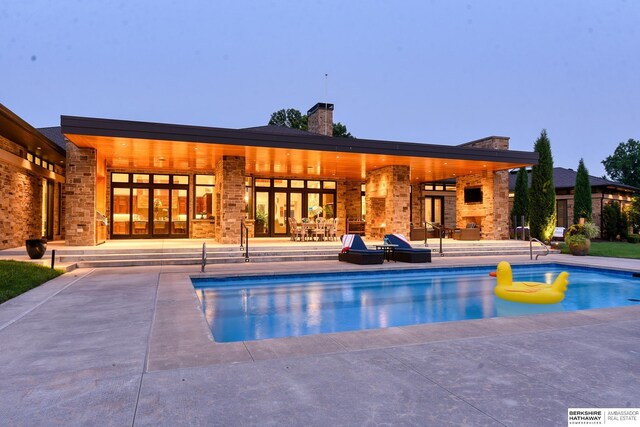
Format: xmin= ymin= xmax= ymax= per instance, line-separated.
xmin=110 ymin=174 xmax=189 ymax=239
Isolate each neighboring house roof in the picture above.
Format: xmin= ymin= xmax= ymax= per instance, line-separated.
xmin=241 ymin=125 xmax=316 ymax=137
xmin=509 ymin=167 xmax=639 ymax=193
xmin=37 ymin=126 xmax=67 ymax=150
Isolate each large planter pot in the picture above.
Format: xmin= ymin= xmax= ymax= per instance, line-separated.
xmin=25 ymin=238 xmax=47 ymax=259
xmin=568 ymin=239 xmax=590 ymax=256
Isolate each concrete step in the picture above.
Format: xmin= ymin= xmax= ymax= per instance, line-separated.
xmin=75 ymin=253 xmax=339 ymax=268
xmin=60 ymin=248 xmax=339 ymax=262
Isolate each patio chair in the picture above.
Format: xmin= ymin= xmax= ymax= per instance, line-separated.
xmin=326 ymin=218 xmax=338 ymax=241
xmin=338 ymin=234 xmax=384 ymax=265
xmin=288 ymin=217 xmax=303 ymax=241
xmin=313 ymin=217 xmax=326 ymax=241
xmin=384 ymin=233 xmax=432 ymax=263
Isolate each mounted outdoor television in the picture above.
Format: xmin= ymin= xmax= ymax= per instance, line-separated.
xmin=464 ymin=187 xmax=483 ymax=204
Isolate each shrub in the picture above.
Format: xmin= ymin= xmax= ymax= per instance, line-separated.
xmin=573 ymin=159 xmax=592 ymax=223
xmin=565 ymin=222 xmax=599 ymax=246
xmin=529 ymin=130 xmax=556 ymax=241
xmin=602 ymin=201 xmax=629 ymax=241
xmin=628 ymin=234 xmax=640 ymax=244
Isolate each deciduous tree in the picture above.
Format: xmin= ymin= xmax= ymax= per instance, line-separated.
xmin=602 ymin=138 xmax=640 ymax=187
xmin=268 ymin=108 xmax=354 ymax=137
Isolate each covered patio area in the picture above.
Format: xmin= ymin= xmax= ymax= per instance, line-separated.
xmin=60 ymin=104 xmax=537 ymax=246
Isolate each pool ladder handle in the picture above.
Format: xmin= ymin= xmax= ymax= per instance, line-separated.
xmin=201 ymin=242 xmax=207 ymax=273
xmin=423 ymin=221 xmax=445 ymax=257
xmin=530 ymin=238 xmax=549 ymax=260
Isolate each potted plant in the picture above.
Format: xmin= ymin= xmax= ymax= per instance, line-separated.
xmin=255 ymin=210 xmax=268 ymax=234
xmin=564 ymin=222 xmax=599 ymax=256
xmin=25 ymin=237 xmax=47 ymax=259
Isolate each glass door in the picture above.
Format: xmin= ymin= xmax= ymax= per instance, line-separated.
xmin=112 ymin=188 xmax=131 ymax=236
xmin=424 ymin=196 xmax=444 ymax=224
xmin=273 ymin=192 xmax=287 ymax=235
xmin=289 ymin=192 xmax=303 ymax=223
xmin=172 ymin=189 xmax=188 ymax=236
xmin=255 ymin=191 xmax=269 ymax=236
xmin=152 ymin=189 xmax=169 ymax=236
xmin=132 ymin=188 xmax=150 ymax=236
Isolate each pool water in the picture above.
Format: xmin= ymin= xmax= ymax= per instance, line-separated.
xmin=192 ymin=264 xmax=640 ymax=343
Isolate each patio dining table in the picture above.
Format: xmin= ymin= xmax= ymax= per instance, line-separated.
xmin=299 ymin=220 xmax=329 ymax=241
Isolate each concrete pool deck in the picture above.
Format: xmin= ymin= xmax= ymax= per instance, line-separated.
xmin=1 ymin=254 xmax=639 ymax=426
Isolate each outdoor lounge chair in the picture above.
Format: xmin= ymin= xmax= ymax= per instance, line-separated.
xmin=384 ymin=233 xmax=432 ymax=263
xmin=338 ymin=234 xmax=384 ymax=265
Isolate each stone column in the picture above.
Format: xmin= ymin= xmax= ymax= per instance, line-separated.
xmin=65 ymin=142 xmax=97 ymax=246
xmin=411 ymin=184 xmax=422 ymax=225
xmin=455 ymin=136 xmax=510 ymax=240
xmin=365 ymin=165 xmax=410 ymax=238
xmin=337 ymin=180 xmax=362 ymax=236
xmin=214 ymin=156 xmax=246 ymax=244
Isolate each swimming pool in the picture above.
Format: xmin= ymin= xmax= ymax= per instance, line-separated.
xmin=192 ymin=264 xmax=640 ymax=343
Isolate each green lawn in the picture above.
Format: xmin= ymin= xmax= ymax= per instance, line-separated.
xmin=0 ymin=260 xmax=64 ymax=304
xmin=560 ymin=241 xmax=640 ymax=259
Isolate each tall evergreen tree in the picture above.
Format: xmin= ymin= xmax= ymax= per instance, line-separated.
xmin=511 ymin=167 xmax=529 ymax=225
xmin=573 ymin=158 xmax=592 ymax=223
xmin=529 ymin=130 xmax=556 ymax=241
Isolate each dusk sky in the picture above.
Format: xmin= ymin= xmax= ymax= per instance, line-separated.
xmin=2 ymin=1 xmax=638 ymax=178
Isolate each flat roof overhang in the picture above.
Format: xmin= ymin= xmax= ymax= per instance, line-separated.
xmin=1 ymin=104 xmax=66 ymax=165
xmin=61 ymin=116 xmax=538 ymax=183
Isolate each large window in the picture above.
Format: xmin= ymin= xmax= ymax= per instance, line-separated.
xmin=252 ymin=178 xmax=337 ymax=237
xmin=194 ymin=175 xmax=215 ymax=219
xmin=110 ymin=173 xmax=189 ymax=238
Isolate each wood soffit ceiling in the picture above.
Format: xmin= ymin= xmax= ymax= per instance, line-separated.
xmin=62 ymin=116 xmax=538 ymax=183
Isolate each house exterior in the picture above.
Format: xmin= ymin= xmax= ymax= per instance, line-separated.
xmin=1 ymin=102 xmax=539 ymax=248
xmin=0 ymin=104 xmax=66 ymax=250
xmin=508 ymin=167 xmax=638 ymax=234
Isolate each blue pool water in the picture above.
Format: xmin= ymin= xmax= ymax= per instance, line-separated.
xmin=192 ymin=264 xmax=640 ymax=343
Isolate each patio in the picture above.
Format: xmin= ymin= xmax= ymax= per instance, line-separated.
xmin=0 ymin=254 xmax=639 ymax=425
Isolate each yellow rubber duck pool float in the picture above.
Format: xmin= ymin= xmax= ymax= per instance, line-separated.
xmin=494 ymin=261 xmax=569 ymax=304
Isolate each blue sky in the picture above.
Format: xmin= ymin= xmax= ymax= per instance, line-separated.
xmin=1 ymin=1 xmax=638 ymax=177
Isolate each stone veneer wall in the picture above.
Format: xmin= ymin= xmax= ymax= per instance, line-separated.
xmin=214 ymin=156 xmax=246 ymax=243
xmin=0 ymin=135 xmax=65 ymax=249
xmin=65 ymin=142 xmax=97 ymax=246
xmin=365 ymin=165 xmax=410 ymax=238
xmin=307 ymin=105 xmax=333 ymax=137
xmin=337 ymin=180 xmax=362 ymax=236
xmin=410 ymin=184 xmax=421 ymax=225
xmin=0 ymin=156 xmax=42 ymax=249
xmin=410 ymin=184 xmax=456 ymax=229
xmin=456 ymin=137 xmax=510 ymax=240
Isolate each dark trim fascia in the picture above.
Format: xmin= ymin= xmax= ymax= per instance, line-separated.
xmin=61 ymin=115 xmax=539 ymax=165
xmin=1 ymin=104 xmax=66 ymax=163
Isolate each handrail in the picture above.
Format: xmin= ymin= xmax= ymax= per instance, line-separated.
xmin=201 ymin=242 xmax=207 ymax=273
xmin=241 ymin=221 xmax=249 ymax=262
xmin=424 ymin=221 xmax=444 ymax=256
xmin=530 ymin=238 xmax=549 ymax=260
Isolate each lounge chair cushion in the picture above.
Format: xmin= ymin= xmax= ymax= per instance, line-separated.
xmin=339 ymin=234 xmax=384 ymax=264
xmin=384 ymin=233 xmax=432 ymax=263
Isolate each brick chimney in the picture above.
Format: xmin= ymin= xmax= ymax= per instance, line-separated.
xmin=307 ymin=102 xmax=334 ymax=136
